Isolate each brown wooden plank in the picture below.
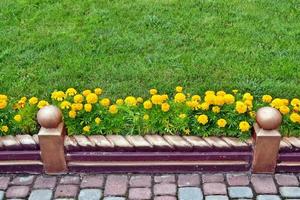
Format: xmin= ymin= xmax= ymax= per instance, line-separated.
xmin=64 ymin=136 xmax=79 ymax=151
xmin=144 ymin=135 xmax=174 ymax=151
xmin=183 ymin=136 xmax=212 ymax=151
xmin=73 ymin=135 xmax=95 ymax=150
xmin=15 ymin=134 xmax=37 ymax=150
xmin=88 ymin=135 xmax=114 ymax=151
xmin=126 ymin=135 xmax=153 ymax=151
xmin=163 ymin=135 xmax=192 ymax=151
xmin=203 ymin=137 xmax=231 ymax=150
xmin=222 ymin=137 xmax=250 ymax=151
xmin=283 ymin=137 xmax=300 ymax=150
xmin=106 ymin=135 xmax=133 ymax=151
xmin=1 ymin=136 xmax=21 ymax=150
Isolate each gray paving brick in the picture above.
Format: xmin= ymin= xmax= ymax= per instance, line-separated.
xmin=78 ymin=189 xmax=102 ymax=200
xmin=179 ymin=187 xmax=203 ymax=200
xmin=29 ymin=189 xmax=52 ymax=200
xmin=279 ymin=187 xmax=300 ymax=198
xmin=103 ymin=197 xmax=126 ymax=200
xmin=228 ymin=187 xmax=253 ymax=198
xmin=256 ymin=195 xmax=281 ymax=200
xmin=205 ymin=195 xmax=229 ymax=200
xmin=0 ymin=191 xmax=4 ymax=200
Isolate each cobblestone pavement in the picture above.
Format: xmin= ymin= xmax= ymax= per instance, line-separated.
xmin=1 ymin=173 xmax=300 ymax=199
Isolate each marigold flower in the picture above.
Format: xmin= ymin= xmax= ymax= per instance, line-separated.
xmin=72 ymin=103 xmax=83 ymax=111
xmin=95 ymin=117 xmax=101 ymax=124
xmin=192 ymin=95 xmax=201 ymax=102
xmin=74 ymin=94 xmax=84 ymax=103
xmin=197 ymin=114 xmax=208 ymax=125
xmin=262 ymin=95 xmax=272 ymax=103
xmin=143 ymin=114 xmax=150 ymax=121
xmin=161 ymin=94 xmax=169 ymax=101
xmin=186 ymin=101 xmax=199 ymax=110
xmin=200 ymin=102 xmax=209 ymax=110
xmin=0 ymin=94 xmax=8 ymax=101
xmin=29 ymin=97 xmax=38 ymax=105
xmin=0 ymin=100 xmax=7 ymax=109
xmin=232 ymin=89 xmax=238 ymax=94
xmin=14 ymin=114 xmax=22 ymax=122
xmin=84 ymin=104 xmax=92 ymax=112
xmin=290 ymin=113 xmax=300 ymax=123
xmin=216 ymin=91 xmax=226 ymax=96
xmin=214 ymin=95 xmax=224 ymax=106
xmin=143 ymin=100 xmax=152 ymax=110
xmin=291 ymin=98 xmax=300 ymax=107
xmin=161 ymin=103 xmax=170 ymax=112
xmin=239 ymin=121 xmax=250 ymax=132
xmin=137 ymin=97 xmax=143 ymax=103
xmin=149 ymin=89 xmax=157 ymax=95
xmin=37 ymin=100 xmax=49 ymax=109
xmin=205 ymin=91 xmax=215 ymax=96
xmin=100 ymin=98 xmax=110 ymax=107
xmin=94 ymin=88 xmax=102 ymax=95
xmin=176 ymin=86 xmax=183 ymax=93
xmin=69 ymin=110 xmax=76 ymax=118
xmin=116 ymin=99 xmax=124 ymax=105
xmin=224 ymin=94 xmax=235 ymax=104
xmin=86 ymin=93 xmax=98 ymax=104
xmin=235 ymin=101 xmax=247 ymax=114
xmin=249 ymin=111 xmax=256 ymax=119
xmin=204 ymin=94 xmax=215 ymax=105
xmin=66 ymin=88 xmax=77 ymax=96
xmin=243 ymin=93 xmax=253 ymax=101
xmin=212 ymin=106 xmax=220 ymax=113
xmin=217 ymin=118 xmax=227 ymax=128
xmin=174 ymin=93 xmax=186 ymax=103
xmin=270 ymin=98 xmax=284 ymax=109
xmin=83 ymin=125 xmax=90 ymax=132
xmin=109 ymin=105 xmax=118 ymax=114
xmin=60 ymin=101 xmax=71 ymax=110
xmin=51 ymin=91 xmax=65 ymax=101
xmin=124 ymin=96 xmax=137 ymax=106
xmin=82 ymin=89 xmax=92 ymax=97
xmin=279 ymin=105 xmax=290 ymax=115
xmin=151 ymin=95 xmax=164 ymax=105
xmin=1 ymin=125 xmax=8 ymax=133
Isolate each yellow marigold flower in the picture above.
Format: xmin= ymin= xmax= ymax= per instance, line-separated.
xmin=0 ymin=100 xmax=8 ymax=109
xmin=86 ymin=93 xmax=98 ymax=104
xmin=0 ymin=94 xmax=8 ymax=101
xmin=244 ymin=100 xmax=253 ymax=109
xmin=83 ymin=125 xmax=90 ymax=132
xmin=294 ymin=106 xmax=300 ymax=112
xmin=37 ymin=100 xmax=49 ymax=109
xmin=179 ymin=113 xmax=187 ymax=119
xmin=17 ymin=99 xmax=26 ymax=109
xmin=137 ymin=97 xmax=143 ymax=103
xmin=262 ymin=95 xmax=272 ymax=103
xmin=217 ymin=118 xmax=227 ymax=128
xmin=192 ymin=95 xmax=201 ymax=102
xmin=100 ymin=98 xmax=110 ymax=107
xmin=116 ymin=99 xmax=124 ymax=105
xmin=224 ymin=94 xmax=235 ymax=104
xmin=249 ymin=111 xmax=256 ymax=119
xmin=14 ymin=114 xmax=22 ymax=122
xmin=95 ymin=117 xmax=101 ymax=124
xmin=149 ymin=89 xmax=158 ymax=95
xmin=94 ymin=88 xmax=102 ymax=95
xmin=161 ymin=103 xmax=170 ymax=112
xmin=243 ymin=93 xmax=253 ymax=101
xmin=74 ymin=94 xmax=84 ymax=103
xmin=72 ymin=103 xmax=83 ymax=111
xmin=282 ymin=99 xmax=289 ymax=106
xmin=109 ymin=105 xmax=118 ymax=114
xmin=29 ymin=97 xmax=38 ymax=105
xmin=51 ymin=91 xmax=65 ymax=101
xmin=291 ymin=98 xmax=300 ymax=107
xmin=176 ymin=86 xmax=183 ymax=93
xmin=239 ymin=121 xmax=250 ymax=132
xmin=214 ymin=95 xmax=224 ymax=106
xmin=84 ymin=104 xmax=92 ymax=112
xmin=60 ymin=101 xmax=71 ymax=110
xmin=217 ymin=91 xmax=226 ymax=96
xmin=125 ymin=96 xmax=137 ymax=106
xmin=174 ymin=93 xmax=186 ymax=103
xmin=232 ymin=89 xmax=238 ymax=94
xmin=197 ymin=114 xmax=208 ymax=125
xmin=143 ymin=114 xmax=150 ymax=121
xmin=82 ymin=89 xmax=92 ymax=97
xmin=235 ymin=101 xmax=247 ymax=114
xmin=204 ymin=94 xmax=215 ymax=105
xmin=200 ymin=102 xmax=209 ymax=111
xmin=151 ymin=95 xmax=164 ymax=105
xmin=186 ymin=101 xmax=199 ymax=110
xmin=143 ymin=100 xmax=153 ymax=110
xmin=290 ymin=113 xmax=300 ymax=123
xmin=66 ymin=88 xmax=77 ymax=96
xmin=162 ymin=94 xmax=169 ymax=101
xmin=205 ymin=91 xmax=215 ymax=96
xmin=1 ymin=125 xmax=8 ymax=133
xmin=270 ymin=98 xmax=284 ymax=109
xmin=69 ymin=110 xmax=77 ymax=118
xmin=212 ymin=106 xmax=220 ymax=113
xmin=279 ymin=105 xmax=290 ymax=115
xmin=21 ymin=97 xmax=27 ymax=102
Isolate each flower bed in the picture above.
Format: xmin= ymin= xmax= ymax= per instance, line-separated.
xmin=0 ymin=87 xmax=299 ymax=138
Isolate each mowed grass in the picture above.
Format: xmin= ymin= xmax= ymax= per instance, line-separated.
xmin=0 ymin=0 xmax=299 ymax=100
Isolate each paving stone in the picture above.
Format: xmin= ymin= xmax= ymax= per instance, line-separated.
xmin=203 ymin=183 xmax=227 ymax=195
xmin=279 ymin=187 xmax=300 ymax=198
xmin=81 ymin=175 xmax=104 ymax=188
xmin=256 ymin=195 xmax=282 ymax=200
xmin=205 ymin=195 xmax=229 ymax=200
xmin=103 ymin=197 xmax=126 ymax=200
xmin=129 ymin=188 xmax=151 ymax=200
xmin=78 ymin=189 xmax=102 ymax=200
xmin=178 ymin=187 xmax=203 ymax=200
xmin=228 ymin=187 xmax=253 ymax=198
xmin=60 ymin=176 xmax=80 ymax=185
xmin=153 ymin=183 xmax=177 ymax=196
xmin=178 ymin=174 xmax=200 ymax=187
xmin=130 ymin=175 xmax=152 ymax=187
xmin=275 ymin=174 xmax=299 ymax=186
xmin=11 ymin=175 xmax=35 ymax=185
xmin=251 ymin=174 xmax=277 ymax=194
xmin=226 ymin=173 xmax=249 ymax=186
xmin=104 ymin=175 xmax=128 ymax=196
xmin=6 ymin=186 xmax=30 ymax=198
xmin=154 ymin=175 xmax=175 ymax=183
xmin=202 ymin=174 xmax=224 ymax=183
xmin=55 ymin=185 xmax=78 ymax=198
xmin=0 ymin=191 xmax=4 ymax=200
xmin=0 ymin=176 xmax=10 ymax=190
xmin=33 ymin=176 xmax=57 ymax=189
xmin=154 ymin=196 xmax=177 ymax=200
xmin=28 ymin=189 xmax=52 ymax=200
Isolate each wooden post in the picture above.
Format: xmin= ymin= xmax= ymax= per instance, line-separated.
xmin=252 ymin=107 xmax=282 ymax=173
xmin=37 ymin=105 xmax=67 ymax=174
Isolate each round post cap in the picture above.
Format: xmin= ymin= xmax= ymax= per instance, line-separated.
xmin=256 ymin=106 xmax=282 ymax=130
xmin=37 ymin=105 xmax=62 ymax=129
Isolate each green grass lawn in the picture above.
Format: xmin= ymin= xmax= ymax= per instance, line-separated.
xmin=0 ymin=0 xmax=299 ymax=100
